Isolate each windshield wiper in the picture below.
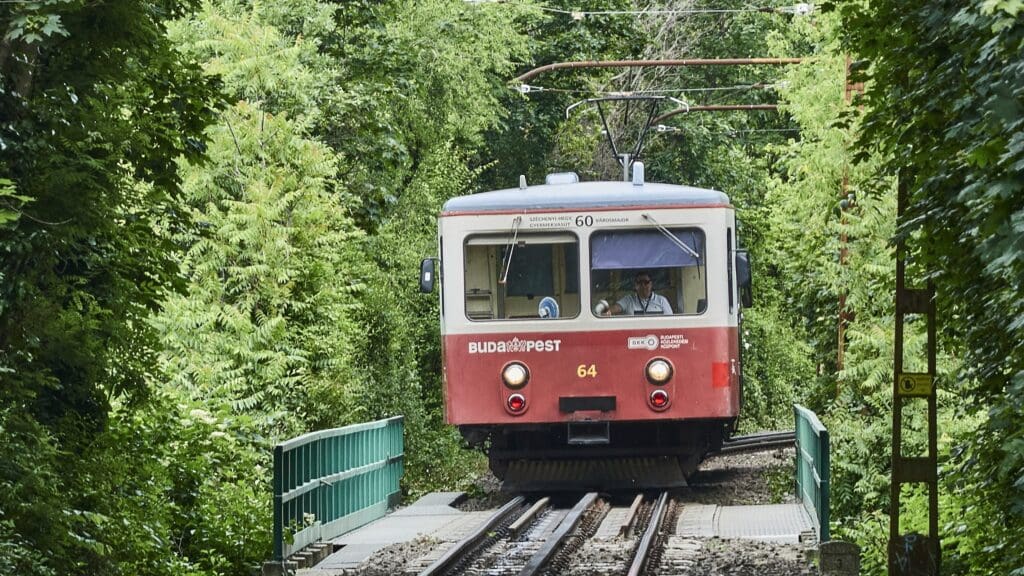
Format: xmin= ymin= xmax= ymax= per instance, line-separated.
xmin=642 ymin=213 xmax=701 ymax=260
xmin=499 ymin=216 xmax=523 ymax=284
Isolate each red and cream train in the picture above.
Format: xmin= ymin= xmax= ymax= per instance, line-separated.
xmin=420 ymin=167 xmax=752 ymax=490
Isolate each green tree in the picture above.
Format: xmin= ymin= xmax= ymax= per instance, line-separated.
xmin=476 ymin=0 xmax=645 ymax=188
xmin=764 ymin=14 xmax=909 ymax=570
xmin=153 ymin=102 xmax=369 ymax=434
xmin=163 ymin=0 xmax=540 ymax=499
xmin=838 ymin=1 xmax=1024 ymax=573
xmin=1 ymin=1 xmax=216 ymax=573
xmin=325 ymin=0 xmax=542 ymax=490
xmin=308 ymin=0 xmax=539 ymax=229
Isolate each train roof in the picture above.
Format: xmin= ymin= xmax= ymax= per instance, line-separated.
xmin=441 ymin=181 xmax=730 ymax=215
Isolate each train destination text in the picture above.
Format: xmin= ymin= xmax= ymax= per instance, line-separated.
xmin=468 ymin=338 xmax=563 ymax=354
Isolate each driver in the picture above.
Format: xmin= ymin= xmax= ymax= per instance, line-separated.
xmin=603 ymin=271 xmax=672 ymax=315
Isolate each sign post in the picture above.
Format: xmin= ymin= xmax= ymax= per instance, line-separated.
xmin=889 ymin=170 xmax=940 ymax=575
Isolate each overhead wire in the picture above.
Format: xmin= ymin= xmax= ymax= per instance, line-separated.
xmin=515 ymin=81 xmax=785 ymax=96
xmin=538 ymin=6 xmax=774 ymax=16
xmin=656 ymin=126 xmax=800 ymax=135
xmin=479 ymin=2 xmax=808 ymax=142
xmin=463 ymin=2 xmax=814 ymax=18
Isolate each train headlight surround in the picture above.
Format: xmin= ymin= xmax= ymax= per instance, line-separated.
xmin=501 ymin=362 xmax=530 ymax=389
xmin=649 ymin=389 xmax=670 ymax=410
xmin=507 ymin=393 xmax=527 ymax=413
xmin=645 ymin=358 xmax=674 ymax=385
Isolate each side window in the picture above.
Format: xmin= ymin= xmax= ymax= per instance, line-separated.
xmin=439 ymin=236 xmax=444 ymax=317
xmin=590 ymin=228 xmax=707 ymax=317
xmin=727 ymin=228 xmax=734 ymax=313
xmin=463 ymin=233 xmax=580 ymax=320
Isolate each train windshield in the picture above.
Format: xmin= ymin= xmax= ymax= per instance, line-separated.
xmin=463 ymin=232 xmax=580 ymax=321
xmin=590 ymin=228 xmax=707 ymax=316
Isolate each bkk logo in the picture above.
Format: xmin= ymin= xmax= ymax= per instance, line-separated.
xmin=627 ymin=335 xmax=659 ymax=351
xmin=468 ymin=337 xmax=562 ymax=354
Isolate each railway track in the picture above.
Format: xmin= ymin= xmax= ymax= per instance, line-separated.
xmin=417 ymin=491 xmax=675 ymax=576
xmin=341 ymin=442 xmax=816 ymax=576
xmin=712 ymin=430 xmax=795 ymax=455
xmin=414 ymin=431 xmax=796 ymax=576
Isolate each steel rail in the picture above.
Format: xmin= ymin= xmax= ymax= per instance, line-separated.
xmin=727 ymin=430 xmax=796 ymax=444
xmin=418 ymin=496 xmax=525 ymax=576
xmin=714 ymin=439 xmax=794 ymax=455
xmin=619 ymin=493 xmax=645 ymax=537
xmin=514 ymin=58 xmax=803 ymax=83
xmin=509 ymin=497 xmax=550 ymax=536
xmin=627 ymin=492 xmax=669 ymax=576
xmin=713 ymin=430 xmax=796 ymax=455
xmin=517 ymin=492 xmax=599 ymax=576
xmin=720 ymin=435 xmax=795 ymax=448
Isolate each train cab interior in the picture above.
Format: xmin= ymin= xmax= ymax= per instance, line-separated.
xmin=461 ymin=227 xmax=707 ymax=320
xmin=589 ymin=228 xmax=707 ymax=316
xmin=463 ymin=232 xmax=581 ymax=320
xmin=589 ymin=267 xmax=707 ymax=316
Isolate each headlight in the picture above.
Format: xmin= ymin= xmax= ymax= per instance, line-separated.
xmin=501 ymin=362 xmax=529 ymax=389
xmin=645 ymin=358 xmax=673 ymax=385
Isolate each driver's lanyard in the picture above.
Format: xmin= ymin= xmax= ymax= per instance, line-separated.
xmin=640 ymin=294 xmax=652 ymax=314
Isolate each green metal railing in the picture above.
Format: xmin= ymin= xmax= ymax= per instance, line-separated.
xmin=272 ymin=416 xmax=404 ymax=561
xmin=794 ymin=404 xmax=830 ymax=542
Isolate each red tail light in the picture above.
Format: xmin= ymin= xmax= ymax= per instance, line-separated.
xmin=507 ymin=393 xmax=527 ymax=413
xmin=649 ymin=389 xmax=670 ymax=410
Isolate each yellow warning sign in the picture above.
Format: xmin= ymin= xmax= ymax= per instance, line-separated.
xmin=897 ymin=373 xmax=934 ymax=396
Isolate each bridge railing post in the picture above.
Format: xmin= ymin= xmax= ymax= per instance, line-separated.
xmin=794 ymin=404 xmax=830 ymax=542
xmin=272 ymin=444 xmax=284 ymax=562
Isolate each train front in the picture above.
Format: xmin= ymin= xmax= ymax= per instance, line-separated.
xmin=425 ymin=176 xmax=750 ymax=491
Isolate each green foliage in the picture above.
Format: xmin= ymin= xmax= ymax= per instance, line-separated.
xmin=761 ymin=6 xmax=1024 ymax=574
xmin=0 ymin=406 xmax=62 ymax=575
xmin=66 ymin=397 xmax=269 ymax=576
xmin=0 ymin=378 xmax=270 ymax=576
xmin=163 ymin=0 xmax=537 ymax=502
xmin=316 ymin=0 xmax=538 ymax=228
xmin=1 ymin=0 xmax=216 ymax=573
xmin=837 ymin=1 xmax=1024 ymax=572
xmin=764 ymin=11 xmax=913 ymax=565
xmin=156 ymin=402 xmax=271 ymax=574
xmin=761 ymin=16 xmax=853 ymax=396
xmin=1 ymin=0 xmax=214 ymax=417
xmin=739 ymin=305 xmax=815 ymax=431
xmin=0 ymin=178 xmax=30 ymax=227
xmin=153 ymin=101 xmax=369 ymax=436
xmin=477 ymin=0 xmax=644 ymax=188
xmin=378 ymin=1 xmax=536 ymax=147
xmin=359 ymin=143 xmax=489 ymax=494
xmin=170 ymin=0 xmax=334 ymax=120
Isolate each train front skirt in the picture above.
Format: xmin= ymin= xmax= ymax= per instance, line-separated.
xmin=499 ymin=456 xmax=688 ymax=492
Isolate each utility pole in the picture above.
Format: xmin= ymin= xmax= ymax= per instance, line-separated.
xmin=837 ymin=55 xmax=863 ymax=377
